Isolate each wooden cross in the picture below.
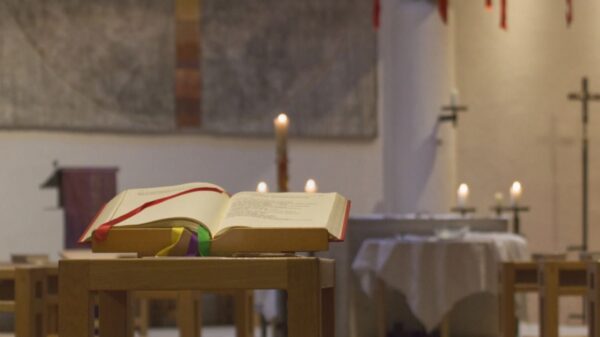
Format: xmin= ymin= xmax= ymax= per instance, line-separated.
xmin=439 ymin=98 xmax=468 ymax=127
xmin=568 ymin=77 xmax=600 ymax=252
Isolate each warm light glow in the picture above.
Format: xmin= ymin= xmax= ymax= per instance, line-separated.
xmin=510 ymin=181 xmax=522 ymax=206
xmin=275 ymin=113 xmax=289 ymax=126
xmin=494 ymin=192 xmax=504 ymax=206
xmin=450 ymin=89 xmax=459 ymax=105
xmin=256 ymin=181 xmax=269 ymax=193
xmin=304 ymin=179 xmax=318 ymax=193
xmin=457 ymin=183 xmax=469 ymax=207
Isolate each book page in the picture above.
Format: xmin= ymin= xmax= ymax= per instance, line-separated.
xmin=216 ymin=192 xmax=345 ymax=238
xmin=81 ymin=182 xmax=229 ymax=241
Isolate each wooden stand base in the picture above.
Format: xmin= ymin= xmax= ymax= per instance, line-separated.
xmin=59 ymin=257 xmax=335 ymax=337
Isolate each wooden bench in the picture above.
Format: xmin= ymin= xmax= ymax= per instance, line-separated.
xmin=538 ymin=261 xmax=587 ymax=337
xmin=0 ymin=263 xmax=57 ymax=337
xmin=499 ymin=260 xmax=587 ymax=337
xmin=59 ymin=257 xmax=335 ymax=337
xmin=586 ymin=261 xmax=600 ymax=337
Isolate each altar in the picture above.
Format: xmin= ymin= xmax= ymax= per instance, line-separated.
xmin=316 ymin=215 xmax=511 ymax=337
xmin=353 ymin=232 xmax=528 ymax=337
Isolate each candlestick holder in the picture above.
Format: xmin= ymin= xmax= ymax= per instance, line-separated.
xmin=495 ymin=205 xmax=530 ymax=235
xmin=451 ymin=206 xmax=477 ymax=217
xmin=274 ymin=153 xmax=289 ymax=337
xmin=491 ymin=205 xmax=504 ymax=217
xmin=277 ymin=157 xmax=289 ymax=193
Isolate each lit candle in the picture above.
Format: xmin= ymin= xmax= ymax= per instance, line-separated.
xmin=494 ymin=192 xmax=504 ymax=207
xmin=450 ymin=89 xmax=459 ymax=106
xmin=457 ymin=183 xmax=469 ymax=207
xmin=256 ymin=181 xmax=269 ymax=193
xmin=274 ymin=113 xmax=289 ymax=192
xmin=510 ymin=181 xmax=522 ymax=206
xmin=304 ymin=179 xmax=318 ymax=193
xmin=274 ymin=113 xmax=289 ymax=162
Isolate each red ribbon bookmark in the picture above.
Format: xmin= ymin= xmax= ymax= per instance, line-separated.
xmin=92 ymin=187 xmax=224 ymax=242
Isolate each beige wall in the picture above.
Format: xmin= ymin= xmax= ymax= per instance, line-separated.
xmin=454 ymin=0 xmax=600 ymax=254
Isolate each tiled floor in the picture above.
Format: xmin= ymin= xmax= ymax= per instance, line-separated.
xmin=144 ymin=326 xmax=267 ymax=337
xmin=0 ymin=322 xmax=587 ymax=337
xmin=519 ymin=322 xmax=587 ymax=337
xmin=0 ymin=325 xmax=263 ymax=337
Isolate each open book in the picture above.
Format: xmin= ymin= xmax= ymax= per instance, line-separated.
xmin=80 ymin=182 xmax=350 ymax=251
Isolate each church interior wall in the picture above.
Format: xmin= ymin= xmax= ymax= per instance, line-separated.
xmin=454 ymin=0 xmax=600 ymax=323
xmin=455 ymin=0 xmax=600 ymax=255
xmin=0 ymin=131 xmax=382 ymax=259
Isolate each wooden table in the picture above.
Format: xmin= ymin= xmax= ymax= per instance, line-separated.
xmin=59 ymin=257 xmax=335 ymax=337
xmin=499 ymin=261 xmax=587 ymax=337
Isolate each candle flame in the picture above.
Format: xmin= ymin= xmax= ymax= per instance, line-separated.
xmin=511 ymin=181 xmax=522 ymax=194
xmin=256 ymin=181 xmax=269 ymax=193
xmin=275 ymin=113 xmax=289 ymax=126
xmin=458 ymin=183 xmax=469 ymax=195
xmin=305 ymin=179 xmax=318 ymax=193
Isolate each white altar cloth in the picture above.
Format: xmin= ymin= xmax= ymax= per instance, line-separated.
xmin=352 ymin=232 xmax=529 ymax=332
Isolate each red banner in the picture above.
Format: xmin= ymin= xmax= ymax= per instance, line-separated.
xmin=566 ymin=0 xmax=573 ymax=26
xmin=500 ymin=0 xmax=507 ymax=30
xmin=373 ymin=0 xmax=381 ymax=30
xmin=486 ymin=0 xmax=493 ymax=11
xmin=439 ymin=0 xmax=448 ymax=24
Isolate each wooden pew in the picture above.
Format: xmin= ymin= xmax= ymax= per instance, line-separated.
xmin=586 ymin=261 xmax=600 ymax=337
xmin=538 ymin=261 xmax=587 ymax=337
xmin=499 ymin=258 xmax=587 ymax=337
xmin=0 ymin=263 xmax=55 ymax=337
xmin=499 ymin=262 xmax=538 ymax=337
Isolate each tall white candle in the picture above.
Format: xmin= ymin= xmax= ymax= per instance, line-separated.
xmin=457 ymin=183 xmax=469 ymax=207
xmin=256 ymin=181 xmax=269 ymax=193
xmin=274 ymin=113 xmax=289 ymax=161
xmin=304 ymin=179 xmax=318 ymax=193
xmin=510 ymin=181 xmax=522 ymax=206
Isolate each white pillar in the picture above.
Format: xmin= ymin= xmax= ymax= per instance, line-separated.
xmin=380 ymin=0 xmax=457 ymax=214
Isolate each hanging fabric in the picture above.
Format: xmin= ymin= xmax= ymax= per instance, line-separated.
xmin=373 ymin=0 xmax=381 ymax=30
xmin=439 ymin=0 xmax=448 ymax=24
xmin=500 ymin=0 xmax=507 ymax=30
xmin=485 ymin=0 xmax=493 ymax=11
xmin=566 ymin=0 xmax=573 ymax=27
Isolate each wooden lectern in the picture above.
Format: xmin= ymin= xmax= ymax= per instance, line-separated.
xmin=42 ymin=167 xmax=118 ymax=248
